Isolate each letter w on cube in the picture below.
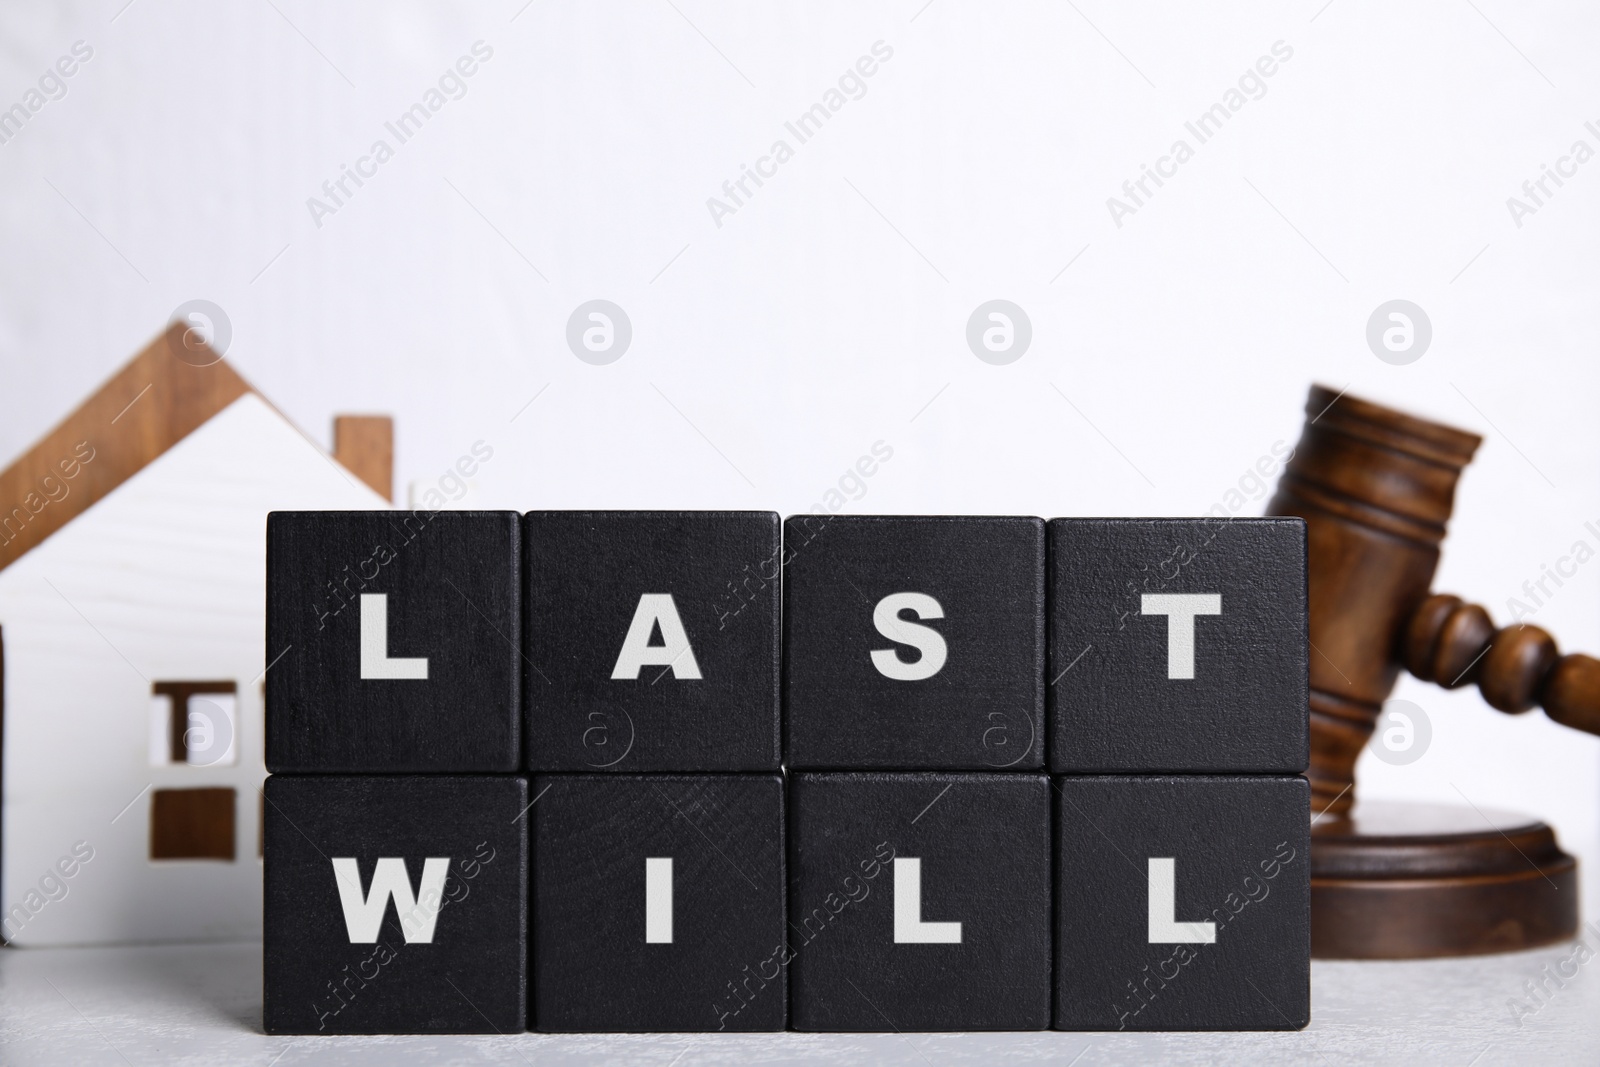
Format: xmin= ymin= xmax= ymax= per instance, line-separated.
xmin=332 ymin=857 xmax=450 ymax=943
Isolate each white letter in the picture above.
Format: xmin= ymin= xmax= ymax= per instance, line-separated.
xmin=359 ymin=593 xmax=429 ymax=679
xmin=1147 ymin=857 xmax=1215 ymax=944
xmin=645 ymin=857 xmax=673 ymax=943
xmin=1141 ymin=593 xmax=1221 ymax=679
xmin=893 ymin=858 xmax=962 ymax=943
xmin=611 ymin=593 xmax=702 ymax=679
xmin=332 ymin=857 xmax=450 ymax=943
xmin=871 ymin=592 xmax=948 ymax=681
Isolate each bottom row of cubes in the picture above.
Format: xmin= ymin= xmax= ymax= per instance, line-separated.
xmin=263 ymin=773 xmax=1309 ymax=1034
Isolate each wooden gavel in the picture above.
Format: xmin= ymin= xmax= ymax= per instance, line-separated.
xmin=1268 ymin=384 xmax=1600 ymax=818
xmin=1405 ymin=594 xmax=1600 ymax=732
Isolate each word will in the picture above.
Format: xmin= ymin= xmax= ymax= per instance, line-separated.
xmin=307 ymin=41 xmax=495 ymax=228
xmin=1107 ymin=41 xmax=1294 ymax=228
xmin=707 ymin=41 xmax=895 ymax=228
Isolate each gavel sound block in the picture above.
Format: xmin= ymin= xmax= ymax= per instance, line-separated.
xmin=262 ymin=511 xmax=1310 ymax=1033
xmin=1270 ymin=384 xmax=1593 ymax=959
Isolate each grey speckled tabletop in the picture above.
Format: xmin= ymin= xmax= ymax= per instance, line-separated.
xmin=1 ymin=937 xmax=1596 ymax=1066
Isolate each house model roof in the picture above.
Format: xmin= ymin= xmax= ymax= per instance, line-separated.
xmin=1 ymin=325 xmax=251 ymax=572
xmin=0 ymin=325 xmax=390 ymax=574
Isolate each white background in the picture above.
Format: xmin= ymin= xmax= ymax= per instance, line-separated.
xmin=1 ymin=2 xmax=1597 ymax=899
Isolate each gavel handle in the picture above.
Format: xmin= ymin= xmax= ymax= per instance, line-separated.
xmin=1402 ymin=593 xmax=1600 ymax=737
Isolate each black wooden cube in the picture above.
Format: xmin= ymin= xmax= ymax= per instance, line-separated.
xmin=523 ymin=511 xmax=780 ymax=772
xmin=266 ymin=510 xmax=521 ymax=773
xmin=1054 ymin=775 xmax=1310 ymax=1031
xmin=1047 ymin=518 xmax=1307 ymax=773
xmin=263 ymin=775 xmax=527 ymax=1035
xmin=788 ymin=772 xmax=1052 ymax=1031
xmin=531 ymin=774 xmax=786 ymax=1032
xmin=783 ymin=516 xmax=1045 ymax=770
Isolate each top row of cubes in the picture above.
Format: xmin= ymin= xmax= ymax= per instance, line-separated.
xmin=265 ymin=511 xmax=1307 ymax=775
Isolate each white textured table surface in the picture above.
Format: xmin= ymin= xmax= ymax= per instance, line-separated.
xmin=2 ymin=940 xmax=1598 ymax=1066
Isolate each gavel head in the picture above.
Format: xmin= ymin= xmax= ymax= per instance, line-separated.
xmin=1267 ymin=385 xmax=1482 ymax=816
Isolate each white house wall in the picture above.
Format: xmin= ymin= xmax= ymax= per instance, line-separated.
xmin=1 ymin=394 xmax=385 ymax=945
